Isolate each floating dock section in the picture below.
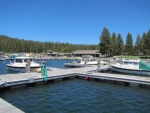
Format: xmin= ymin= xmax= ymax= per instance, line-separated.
xmin=0 ymin=98 xmax=24 ymax=113
xmin=0 ymin=66 xmax=150 ymax=89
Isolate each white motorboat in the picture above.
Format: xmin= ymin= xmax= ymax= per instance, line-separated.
xmin=109 ymin=58 xmax=150 ymax=76
xmin=64 ymin=61 xmax=85 ymax=68
xmin=0 ymin=55 xmax=9 ymax=61
xmin=7 ymin=56 xmax=41 ymax=72
xmin=64 ymin=55 xmax=98 ymax=68
xmin=0 ymin=58 xmax=5 ymax=61
xmin=80 ymin=55 xmax=98 ymax=65
xmin=80 ymin=58 xmax=98 ymax=65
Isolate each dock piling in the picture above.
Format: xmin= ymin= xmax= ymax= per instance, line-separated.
xmin=25 ymin=60 xmax=31 ymax=73
xmin=84 ymin=61 xmax=87 ymax=67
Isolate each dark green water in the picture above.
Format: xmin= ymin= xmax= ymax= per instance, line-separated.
xmin=0 ymin=79 xmax=150 ymax=113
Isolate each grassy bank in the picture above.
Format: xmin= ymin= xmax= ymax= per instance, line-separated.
xmin=115 ymin=55 xmax=139 ymax=59
xmin=115 ymin=55 xmax=150 ymax=59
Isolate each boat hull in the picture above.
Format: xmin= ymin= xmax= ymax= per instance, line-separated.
xmin=109 ymin=65 xmax=150 ymax=76
xmin=64 ymin=63 xmax=84 ymax=68
xmin=80 ymin=60 xmax=98 ymax=65
xmin=6 ymin=56 xmax=41 ymax=72
xmin=7 ymin=64 xmax=41 ymax=72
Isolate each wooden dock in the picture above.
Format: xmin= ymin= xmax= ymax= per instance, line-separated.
xmin=0 ymin=65 xmax=150 ymax=113
xmin=0 ymin=65 xmax=150 ymax=89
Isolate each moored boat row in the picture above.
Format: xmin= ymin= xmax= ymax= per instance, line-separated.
xmin=4 ymin=54 xmax=150 ymax=76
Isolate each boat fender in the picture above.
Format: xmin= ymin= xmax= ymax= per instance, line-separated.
xmin=35 ymin=68 xmax=41 ymax=73
xmin=85 ymin=76 xmax=90 ymax=80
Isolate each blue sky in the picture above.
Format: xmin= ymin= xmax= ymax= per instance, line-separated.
xmin=0 ymin=0 xmax=150 ymax=44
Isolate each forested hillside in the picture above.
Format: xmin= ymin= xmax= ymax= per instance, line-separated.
xmin=0 ymin=35 xmax=99 ymax=53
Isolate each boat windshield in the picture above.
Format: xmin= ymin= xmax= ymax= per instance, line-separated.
xmin=123 ymin=62 xmax=129 ymax=65
xmin=123 ymin=61 xmax=139 ymax=66
xmin=133 ymin=62 xmax=139 ymax=66
xmin=15 ymin=59 xmax=23 ymax=63
xmin=24 ymin=58 xmax=33 ymax=62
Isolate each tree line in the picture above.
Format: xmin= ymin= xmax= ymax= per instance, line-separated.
xmin=0 ymin=35 xmax=99 ymax=53
xmin=99 ymin=27 xmax=150 ymax=56
xmin=1 ymin=27 xmax=150 ymax=55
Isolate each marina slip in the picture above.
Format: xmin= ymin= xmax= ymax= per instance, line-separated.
xmin=0 ymin=60 xmax=150 ymax=113
xmin=1 ymin=65 xmax=150 ymax=89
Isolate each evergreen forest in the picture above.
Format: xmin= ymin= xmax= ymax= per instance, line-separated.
xmin=99 ymin=27 xmax=150 ymax=56
xmin=0 ymin=26 xmax=150 ymax=56
xmin=0 ymin=35 xmax=99 ymax=53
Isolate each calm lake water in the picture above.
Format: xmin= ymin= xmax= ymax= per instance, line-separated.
xmin=0 ymin=60 xmax=150 ymax=113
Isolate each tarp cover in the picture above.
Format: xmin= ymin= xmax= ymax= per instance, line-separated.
xmin=139 ymin=61 xmax=150 ymax=70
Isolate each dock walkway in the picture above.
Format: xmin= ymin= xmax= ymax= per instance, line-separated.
xmin=0 ymin=98 xmax=24 ymax=113
xmin=0 ymin=65 xmax=150 ymax=88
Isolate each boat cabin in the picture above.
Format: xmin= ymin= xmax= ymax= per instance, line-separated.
xmin=80 ymin=55 xmax=98 ymax=65
xmin=116 ymin=58 xmax=150 ymax=70
xmin=118 ymin=59 xmax=140 ymax=69
xmin=14 ymin=57 xmax=34 ymax=63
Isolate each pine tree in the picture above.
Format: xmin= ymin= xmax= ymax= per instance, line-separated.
xmin=134 ymin=34 xmax=141 ymax=55
xmin=125 ymin=33 xmax=133 ymax=55
xmin=99 ymin=27 xmax=112 ymax=57
xmin=117 ymin=34 xmax=124 ymax=55
xmin=111 ymin=33 xmax=118 ymax=56
xmin=141 ymin=32 xmax=147 ymax=55
xmin=146 ymin=30 xmax=150 ymax=55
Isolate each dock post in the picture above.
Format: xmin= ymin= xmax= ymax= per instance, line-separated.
xmin=97 ymin=61 xmax=100 ymax=68
xmin=97 ymin=60 xmax=101 ymax=71
xmin=25 ymin=60 xmax=31 ymax=73
xmin=41 ymin=61 xmax=46 ymax=67
xmin=84 ymin=60 xmax=87 ymax=67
